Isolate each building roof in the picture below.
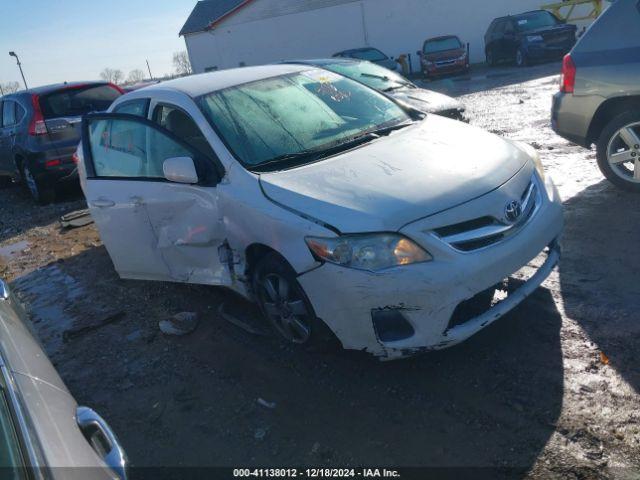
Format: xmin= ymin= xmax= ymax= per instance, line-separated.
xmin=179 ymin=0 xmax=253 ymax=36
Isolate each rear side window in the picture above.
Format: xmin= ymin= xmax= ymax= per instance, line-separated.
xmin=40 ymin=84 xmax=121 ymax=119
xmin=113 ymin=99 xmax=149 ymax=117
xmin=349 ymin=49 xmax=387 ymax=62
xmin=2 ymin=101 xmax=16 ymax=127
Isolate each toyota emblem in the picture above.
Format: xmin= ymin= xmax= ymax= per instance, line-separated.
xmin=504 ymin=200 xmax=523 ymax=223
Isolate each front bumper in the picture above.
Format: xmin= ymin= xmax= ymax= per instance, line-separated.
xmin=526 ymin=42 xmax=573 ymax=62
xmin=298 ymin=172 xmax=563 ymax=359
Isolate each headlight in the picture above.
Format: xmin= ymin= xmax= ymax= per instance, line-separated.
xmin=305 ymin=234 xmax=432 ymax=272
xmin=527 ymin=35 xmax=544 ymax=42
xmin=514 ymin=141 xmax=545 ymax=181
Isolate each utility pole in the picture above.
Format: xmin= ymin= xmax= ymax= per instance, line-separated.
xmin=146 ymin=59 xmax=153 ymax=80
xmin=9 ymin=51 xmax=28 ymax=90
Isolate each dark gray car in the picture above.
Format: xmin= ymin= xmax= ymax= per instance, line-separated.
xmin=0 ymin=82 xmax=122 ymax=203
xmin=285 ymin=58 xmax=466 ymax=121
xmin=0 ymin=279 xmax=127 ymax=479
xmin=332 ymin=47 xmax=399 ymax=71
xmin=551 ymin=0 xmax=640 ymax=192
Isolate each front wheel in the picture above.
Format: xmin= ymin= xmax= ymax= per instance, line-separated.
xmin=516 ymin=47 xmax=528 ymax=67
xmin=486 ymin=48 xmax=496 ymax=67
xmin=22 ymin=164 xmax=55 ymax=204
xmin=596 ymin=111 xmax=640 ymax=193
xmin=252 ymin=253 xmax=337 ymax=350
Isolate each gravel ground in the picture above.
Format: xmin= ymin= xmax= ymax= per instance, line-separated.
xmin=1 ymin=62 xmax=639 ymax=478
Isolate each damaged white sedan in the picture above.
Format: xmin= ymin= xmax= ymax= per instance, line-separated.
xmin=78 ymin=64 xmax=563 ymax=359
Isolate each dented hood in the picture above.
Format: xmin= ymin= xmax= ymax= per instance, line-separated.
xmin=391 ymin=88 xmax=463 ymax=114
xmin=259 ymin=116 xmax=530 ymax=233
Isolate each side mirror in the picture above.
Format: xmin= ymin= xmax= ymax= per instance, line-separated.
xmin=163 ymin=156 xmax=199 ymax=184
xmin=0 ymin=279 xmax=9 ymax=300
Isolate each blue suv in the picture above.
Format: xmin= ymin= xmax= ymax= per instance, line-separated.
xmin=485 ymin=10 xmax=577 ymax=67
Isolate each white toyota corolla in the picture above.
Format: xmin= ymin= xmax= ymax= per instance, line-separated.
xmin=78 ymin=65 xmax=563 ymax=359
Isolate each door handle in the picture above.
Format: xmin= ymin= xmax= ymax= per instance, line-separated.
xmin=77 ymin=406 xmax=128 ymax=480
xmin=91 ymin=199 xmax=115 ymax=208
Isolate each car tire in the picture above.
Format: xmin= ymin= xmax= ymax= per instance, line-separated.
xmin=486 ymin=48 xmax=497 ymax=67
xmin=516 ymin=47 xmax=529 ymax=67
xmin=596 ymin=111 xmax=640 ymax=193
xmin=22 ymin=164 xmax=55 ymax=204
xmin=252 ymin=252 xmax=338 ymax=351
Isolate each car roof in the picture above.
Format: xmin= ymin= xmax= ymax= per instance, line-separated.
xmin=424 ymin=35 xmax=461 ymax=42
xmin=285 ymin=58 xmax=361 ymax=67
xmin=336 ymin=47 xmax=382 ymax=54
xmin=24 ymin=81 xmax=110 ymax=96
xmin=135 ymin=64 xmax=311 ymax=98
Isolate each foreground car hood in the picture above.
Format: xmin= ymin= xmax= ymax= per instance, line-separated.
xmin=259 ymin=116 xmax=530 ymax=233
xmin=391 ymin=88 xmax=463 ymax=114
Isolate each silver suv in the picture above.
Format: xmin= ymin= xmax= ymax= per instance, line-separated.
xmin=551 ymin=0 xmax=640 ymax=192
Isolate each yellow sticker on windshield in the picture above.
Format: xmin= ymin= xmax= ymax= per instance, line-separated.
xmin=301 ymin=68 xmax=342 ymax=84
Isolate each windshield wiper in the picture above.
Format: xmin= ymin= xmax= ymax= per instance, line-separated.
xmin=250 ymin=122 xmax=415 ymax=172
xmin=250 ymin=133 xmax=383 ymax=172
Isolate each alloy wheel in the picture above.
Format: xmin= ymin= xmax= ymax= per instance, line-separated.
xmin=23 ymin=166 xmax=40 ymax=201
xmin=607 ymin=122 xmax=640 ymax=184
xmin=258 ymin=273 xmax=312 ymax=343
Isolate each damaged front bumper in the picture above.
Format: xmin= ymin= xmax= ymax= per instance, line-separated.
xmin=297 ymin=174 xmax=563 ymax=360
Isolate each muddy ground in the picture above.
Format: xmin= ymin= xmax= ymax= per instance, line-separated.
xmin=1 ymin=62 xmax=639 ymax=478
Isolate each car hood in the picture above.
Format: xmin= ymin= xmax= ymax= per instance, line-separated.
xmin=391 ymin=88 xmax=463 ymax=114
xmin=259 ymin=116 xmax=531 ymax=233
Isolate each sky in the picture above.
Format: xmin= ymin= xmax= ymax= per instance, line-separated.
xmin=0 ymin=0 xmax=197 ymax=88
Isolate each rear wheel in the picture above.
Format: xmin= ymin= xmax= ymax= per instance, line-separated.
xmin=596 ymin=112 xmax=640 ymax=193
xmin=252 ymin=253 xmax=337 ymax=350
xmin=22 ymin=164 xmax=55 ymax=204
xmin=516 ymin=47 xmax=529 ymax=67
xmin=486 ymin=48 xmax=497 ymax=67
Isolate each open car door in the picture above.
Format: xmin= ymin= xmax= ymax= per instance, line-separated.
xmin=81 ymin=113 xmax=230 ymax=285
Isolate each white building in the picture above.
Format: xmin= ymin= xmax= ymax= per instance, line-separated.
xmin=179 ymin=0 xmax=598 ymax=74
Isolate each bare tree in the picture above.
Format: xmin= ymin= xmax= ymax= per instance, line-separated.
xmin=127 ymin=69 xmax=145 ymax=84
xmin=100 ymin=68 xmax=124 ymax=84
xmin=172 ymin=51 xmax=192 ymax=76
xmin=0 ymin=81 xmax=20 ymax=94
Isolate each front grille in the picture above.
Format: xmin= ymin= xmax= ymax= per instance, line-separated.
xmin=446 ymin=245 xmax=551 ymax=330
xmin=433 ymin=177 xmax=541 ymax=252
xmin=435 ymin=59 xmax=456 ymax=67
xmin=437 ymin=108 xmax=466 ymax=122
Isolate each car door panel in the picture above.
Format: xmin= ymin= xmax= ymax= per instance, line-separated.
xmin=82 ymin=113 xmax=229 ymax=285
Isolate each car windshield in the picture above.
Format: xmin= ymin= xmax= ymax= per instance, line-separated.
xmin=323 ymin=61 xmax=413 ymax=92
xmin=514 ymin=11 xmax=559 ymax=31
xmin=199 ymin=70 xmax=411 ymax=170
xmin=424 ymin=37 xmax=462 ymax=54
xmin=347 ymin=49 xmax=388 ymax=62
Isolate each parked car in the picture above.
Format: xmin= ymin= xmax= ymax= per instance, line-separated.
xmin=0 ymin=81 xmax=122 ymax=203
xmin=77 ymin=64 xmax=562 ymax=360
xmin=0 ymin=279 xmax=127 ymax=478
xmin=284 ymin=58 xmax=466 ymax=121
xmin=418 ymin=35 xmax=469 ymax=78
xmin=484 ymin=10 xmax=577 ymax=67
xmin=333 ymin=47 xmax=399 ymax=71
xmin=552 ymin=0 xmax=640 ymax=192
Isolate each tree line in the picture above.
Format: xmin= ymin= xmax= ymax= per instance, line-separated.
xmin=100 ymin=51 xmax=192 ymax=85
